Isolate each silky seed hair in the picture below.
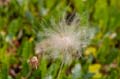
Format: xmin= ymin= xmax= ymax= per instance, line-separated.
xmin=35 ymin=13 xmax=95 ymax=64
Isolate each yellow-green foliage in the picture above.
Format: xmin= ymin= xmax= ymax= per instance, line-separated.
xmin=0 ymin=0 xmax=120 ymax=79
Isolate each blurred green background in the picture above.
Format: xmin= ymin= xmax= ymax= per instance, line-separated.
xmin=0 ymin=0 xmax=120 ymax=79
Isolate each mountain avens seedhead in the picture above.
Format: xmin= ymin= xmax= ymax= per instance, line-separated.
xmin=35 ymin=14 xmax=95 ymax=64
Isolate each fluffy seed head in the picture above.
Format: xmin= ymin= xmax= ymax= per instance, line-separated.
xmin=35 ymin=14 xmax=95 ymax=64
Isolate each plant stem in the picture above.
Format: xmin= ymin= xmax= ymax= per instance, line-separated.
xmin=56 ymin=60 xmax=64 ymax=79
xmin=25 ymin=67 xmax=33 ymax=79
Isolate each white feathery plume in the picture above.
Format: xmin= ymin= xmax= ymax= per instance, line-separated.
xmin=35 ymin=14 xmax=95 ymax=64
